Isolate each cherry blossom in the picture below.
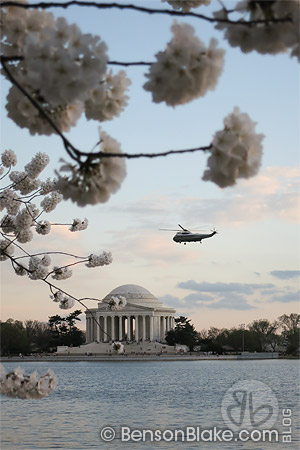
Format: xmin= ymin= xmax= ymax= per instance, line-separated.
xmin=112 ymin=342 xmax=125 ymax=354
xmin=214 ymin=0 xmax=299 ymax=60
xmin=0 ymin=364 xmax=57 ymax=400
xmin=69 ymin=218 xmax=88 ymax=232
xmin=108 ymin=296 xmax=127 ymax=311
xmin=85 ymin=70 xmax=131 ymax=122
xmin=202 ymin=107 xmax=264 ymax=188
xmin=1 ymin=149 xmax=17 ymax=167
xmin=0 ymin=238 xmax=14 ymax=261
xmin=162 ymin=0 xmax=211 ymax=12
xmin=86 ymin=251 xmax=113 ymax=268
xmin=144 ymin=21 xmax=225 ymax=106
xmin=56 ymin=130 xmax=126 ymax=206
xmin=52 ymin=266 xmax=73 ymax=281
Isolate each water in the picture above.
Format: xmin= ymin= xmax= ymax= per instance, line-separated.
xmin=1 ymin=360 xmax=299 ymax=449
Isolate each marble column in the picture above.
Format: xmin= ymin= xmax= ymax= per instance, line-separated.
xmin=86 ymin=318 xmax=90 ymax=342
xmin=157 ymin=317 xmax=160 ymax=341
xmin=96 ymin=314 xmax=100 ymax=342
xmin=104 ymin=316 xmax=108 ymax=342
xmin=142 ymin=316 xmax=146 ymax=341
xmin=119 ymin=316 xmax=123 ymax=341
xmin=135 ymin=315 xmax=139 ymax=342
xmin=162 ymin=316 xmax=166 ymax=339
xmin=127 ymin=316 xmax=131 ymax=341
xmin=150 ymin=316 xmax=154 ymax=341
xmin=111 ymin=316 xmax=115 ymax=341
xmin=90 ymin=318 xmax=94 ymax=342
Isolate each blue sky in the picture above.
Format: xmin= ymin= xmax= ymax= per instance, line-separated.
xmin=1 ymin=0 xmax=299 ymax=331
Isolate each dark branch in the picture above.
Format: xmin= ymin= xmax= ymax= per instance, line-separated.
xmin=0 ymin=1 xmax=291 ymax=25
xmin=80 ymin=146 xmax=212 ymax=160
xmin=108 ymin=60 xmax=152 ymax=67
xmin=1 ymin=56 xmax=211 ymax=162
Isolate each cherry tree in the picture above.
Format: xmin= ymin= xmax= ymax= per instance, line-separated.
xmin=0 ymin=0 xmax=299 ymax=398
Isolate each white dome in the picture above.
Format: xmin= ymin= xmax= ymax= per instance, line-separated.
xmin=103 ymin=284 xmax=161 ymax=307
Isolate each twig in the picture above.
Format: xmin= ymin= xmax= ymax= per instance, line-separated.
xmin=2 ymin=248 xmax=112 ymax=341
xmin=81 ymin=145 xmax=212 ymax=159
xmin=1 ymin=56 xmax=212 ymax=162
xmin=0 ymin=1 xmax=291 ymax=25
xmin=108 ymin=60 xmax=152 ymax=67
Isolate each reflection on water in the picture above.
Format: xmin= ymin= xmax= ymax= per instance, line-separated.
xmin=1 ymin=360 xmax=299 ymax=449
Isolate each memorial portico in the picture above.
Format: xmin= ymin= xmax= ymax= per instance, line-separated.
xmin=85 ymin=284 xmax=176 ymax=343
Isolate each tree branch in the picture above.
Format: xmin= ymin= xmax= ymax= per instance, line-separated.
xmin=3 ymin=248 xmax=113 ymax=341
xmin=108 ymin=60 xmax=152 ymax=67
xmin=0 ymin=1 xmax=291 ymax=25
xmin=1 ymin=56 xmax=211 ymax=162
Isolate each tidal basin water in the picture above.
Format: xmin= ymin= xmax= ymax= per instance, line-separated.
xmin=1 ymin=359 xmax=299 ymax=450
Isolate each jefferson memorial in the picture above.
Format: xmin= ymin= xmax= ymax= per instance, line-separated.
xmin=85 ymin=284 xmax=176 ymax=343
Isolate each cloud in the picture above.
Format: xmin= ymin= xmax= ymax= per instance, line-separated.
xmin=158 ymin=294 xmax=186 ymax=308
xmin=260 ymin=288 xmax=281 ymax=296
xmin=202 ymin=293 xmax=256 ymax=311
xmin=269 ymin=290 xmax=300 ymax=303
xmin=183 ymin=292 xmax=215 ymax=302
xmin=159 ymin=291 xmax=255 ymax=311
xmin=177 ymin=280 xmax=275 ymax=295
xmin=181 ymin=166 xmax=299 ymax=225
xmin=270 ymin=270 xmax=300 ymax=280
xmin=103 ymin=166 xmax=299 ymax=228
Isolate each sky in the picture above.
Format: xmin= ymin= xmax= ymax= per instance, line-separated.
xmin=1 ymin=0 xmax=299 ymax=333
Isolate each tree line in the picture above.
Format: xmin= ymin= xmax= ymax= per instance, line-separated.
xmin=165 ymin=313 xmax=300 ymax=356
xmin=0 ymin=310 xmax=85 ymax=356
xmin=1 ymin=312 xmax=299 ymax=356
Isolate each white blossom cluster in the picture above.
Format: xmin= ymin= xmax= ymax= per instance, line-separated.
xmin=85 ymin=70 xmax=131 ymax=122
xmin=1 ymin=150 xmax=105 ymax=313
xmin=0 ymin=238 xmax=14 ymax=261
xmin=0 ymin=188 xmax=20 ymax=215
xmin=162 ymin=0 xmax=211 ymax=12
xmin=14 ymin=264 xmax=27 ymax=277
xmin=144 ymin=21 xmax=225 ymax=106
xmin=28 ymin=255 xmax=50 ymax=280
xmin=35 ymin=220 xmax=51 ymax=235
xmin=40 ymin=192 xmax=63 ymax=213
xmin=69 ymin=218 xmax=88 ymax=232
xmin=51 ymin=290 xmax=75 ymax=310
xmin=202 ymin=107 xmax=264 ymax=188
xmin=1 ymin=149 xmax=17 ymax=168
xmin=214 ymin=0 xmax=300 ymax=61
xmin=9 ymin=171 xmax=40 ymax=196
xmin=52 ymin=266 xmax=73 ymax=281
xmin=1 ymin=3 xmax=131 ymax=135
xmin=112 ymin=342 xmax=125 ymax=354
xmin=24 ymin=152 xmax=50 ymax=179
xmin=40 ymin=178 xmax=58 ymax=195
xmin=86 ymin=251 xmax=113 ymax=268
xmin=108 ymin=296 xmax=127 ymax=311
xmin=56 ymin=130 xmax=127 ymax=206
xmin=0 ymin=364 xmax=57 ymax=399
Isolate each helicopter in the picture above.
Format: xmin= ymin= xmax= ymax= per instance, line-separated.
xmin=160 ymin=224 xmax=218 ymax=245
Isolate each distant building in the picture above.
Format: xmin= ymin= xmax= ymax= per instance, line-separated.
xmin=85 ymin=284 xmax=176 ymax=343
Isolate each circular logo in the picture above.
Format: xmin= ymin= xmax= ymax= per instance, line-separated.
xmin=99 ymin=426 xmax=116 ymax=442
xmin=221 ymin=379 xmax=278 ymax=431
